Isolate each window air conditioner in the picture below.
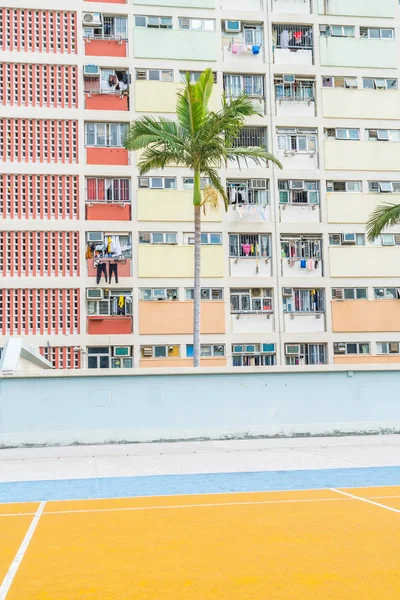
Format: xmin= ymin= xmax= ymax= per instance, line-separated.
xmin=84 ymin=65 xmax=100 ymax=77
xmin=166 ymin=289 xmax=178 ymax=299
xmin=332 ymin=288 xmax=344 ymax=300
xmin=250 ymin=178 xmax=267 ymax=190
xmin=326 ymin=128 xmax=336 ymax=138
xmin=285 ymin=344 xmax=300 ymax=356
xmin=142 ymin=346 xmax=153 ymax=357
xmin=136 ymin=69 xmax=147 ymax=80
xmin=389 ymin=342 xmax=399 ymax=353
xmin=113 ymin=346 xmax=131 ymax=357
xmin=83 ymin=12 xmax=102 ymax=26
xmin=138 ymin=177 xmax=149 ymax=188
xmin=251 ymin=288 xmax=261 ymax=297
xmin=283 ymin=74 xmax=295 ymax=83
xmin=87 ymin=231 xmax=103 ymax=243
xmin=188 ymin=237 xmax=195 ymax=245
xmin=225 ymin=20 xmax=241 ymax=33
xmin=86 ymin=288 xmax=103 ymax=300
xmin=290 ymin=180 xmax=304 ymax=190
xmin=326 ymin=181 xmax=334 ymax=192
xmin=342 ymin=233 xmax=356 ymax=245
xmin=262 ymin=343 xmax=275 ymax=353
xmin=282 ymin=287 xmax=293 ymax=297
xmin=334 ymin=343 xmax=346 ymax=354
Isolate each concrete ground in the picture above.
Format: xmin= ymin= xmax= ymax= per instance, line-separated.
xmin=0 ymin=435 xmax=399 ymax=483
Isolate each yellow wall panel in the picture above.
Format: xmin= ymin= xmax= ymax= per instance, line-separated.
xmin=322 ymin=89 xmax=400 ymax=120
xmin=329 ymin=247 xmax=400 ymax=277
xmin=135 ymin=81 xmax=221 ymax=113
xmin=138 ymin=245 xmax=224 ymax=278
xmin=137 ymin=190 xmax=222 ymax=222
xmin=326 ymin=193 xmax=395 ymax=224
xmin=324 ymin=140 xmax=400 ymax=171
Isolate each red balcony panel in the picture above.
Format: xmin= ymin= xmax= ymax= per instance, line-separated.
xmin=87 ymin=258 xmax=131 ymax=278
xmin=87 ymin=316 xmax=132 ymax=334
xmin=86 ymin=202 xmax=131 ymax=221
xmin=84 ymin=39 xmax=127 ymax=57
xmin=86 ymin=148 xmax=129 ymax=165
xmin=85 ymin=93 xmax=128 ymax=111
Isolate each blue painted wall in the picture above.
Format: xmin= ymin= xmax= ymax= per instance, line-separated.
xmin=0 ymin=371 xmax=399 ymax=446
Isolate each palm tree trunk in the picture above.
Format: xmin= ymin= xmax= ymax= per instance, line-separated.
xmin=193 ymin=171 xmax=202 ymax=367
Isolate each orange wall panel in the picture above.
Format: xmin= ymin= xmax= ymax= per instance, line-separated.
xmin=86 ymin=203 xmax=131 ymax=221
xmin=84 ymin=39 xmax=127 ymax=57
xmin=87 ymin=259 xmax=131 ymax=278
xmin=332 ymin=300 xmax=400 ymax=332
xmin=86 ymin=148 xmax=129 ymax=165
xmin=139 ymin=301 xmax=226 ymax=335
xmin=85 ymin=94 xmax=128 ymax=111
xmin=87 ymin=316 xmax=132 ymax=334
xmin=140 ymin=358 xmax=227 ymax=368
xmin=334 ymin=356 xmax=400 ymax=365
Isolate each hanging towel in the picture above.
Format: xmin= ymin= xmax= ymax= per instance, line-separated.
xmin=118 ymin=295 xmax=125 ymax=308
xmin=231 ymin=44 xmax=239 ymax=54
xmin=307 ymin=259 xmax=314 ymax=270
xmin=300 ymin=259 xmax=306 ymax=269
xmin=280 ymin=30 xmax=289 ymax=48
xmin=107 ymin=236 xmax=112 ymax=254
xmin=289 ymin=258 xmax=295 ymax=268
xmin=112 ymin=235 xmax=122 ymax=256
xmin=242 ymin=243 xmax=252 ymax=256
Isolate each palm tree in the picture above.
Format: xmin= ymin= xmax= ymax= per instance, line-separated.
xmin=125 ymin=69 xmax=282 ymax=367
xmin=367 ymin=202 xmax=400 ymax=241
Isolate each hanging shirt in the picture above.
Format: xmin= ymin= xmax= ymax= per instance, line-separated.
xmin=280 ymin=30 xmax=289 ymax=48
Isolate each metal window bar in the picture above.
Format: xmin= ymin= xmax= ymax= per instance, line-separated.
xmin=273 ymin=24 xmax=313 ymax=50
xmin=233 ymin=127 xmax=266 ymax=148
xmin=229 ymin=234 xmax=271 ymax=257
xmin=233 ymin=354 xmax=275 ymax=367
xmin=281 ymin=237 xmax=322 ymax=259
xmin=283 ymin=289 xmax=324 ymax=312
xmin=227 ymin=182 xmax=268 ymax=206
xmin=275 ymin=79 xmax=315 ymax=102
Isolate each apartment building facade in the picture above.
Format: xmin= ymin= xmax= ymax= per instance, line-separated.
xmin=2 ymin=0 xmax=400 ymax=370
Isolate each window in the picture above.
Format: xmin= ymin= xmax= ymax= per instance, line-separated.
xmin=84 ymin=16 xmax=127 ymax=39
xmin=229 ymin=234 xmax=271 ymax=258
xmin=134 ymin=15 xmax=172 ymax=29
xmin=87 ymin=346 xmax=110 ymax=369
xmin=367 ymin=129 xmax=400 ymax=142
xmin=332 ymin=288 xmax=367 ymax=300
xmin=178 ymin=18 xmax=214 ymax=31
xmin=275 ymin=77 xmax=315 ymax=101
xmin=136 ymin=69 xmax=173 ymax=82
xmin=232 ymin=343 xmax=276 ymax=367
xmin=320 ymin=25 xmax=355 ymax=37
xmin=368 ymin=181 xmax=400 ymax=193
xmin=363 ymin=78 xmax=397 ymax=90
xmin=274 ymin=24 xmax=313 ymax=49
xmin=86 ymin=178 xmax=130 ymax=203
xmin=285 ymin=343 xmax=327 ymax=366
xmin=281 ymin=236 xmax=322 ymax=259
xmin=87 ymin=290 xmax=132 ymax=317
xmin=276 ymin=128 xmax=317 ymax=153
xmin=200 ymin=233 xmax=222 ymax=245
xmin=243 ymin=24 xmax=263 ymax=47
xmin=334 ymin=128 xmax=360 ymax=140
xmin=322 ymin=76 xmax=358 ymax=89
xmin=185 ymin=288 xmax=223 ymax=300
xmin=283 ymin=289 xmax=324 ymax=313
xmin=186 ymin=344 xmax=225 ymax=358
xmin=361 ymin=27 xmax=394 ymax=39
xmin=377 ymin=342 xmax=400 ymax=355
xmin=141 ymin=345 xmax=180 ymax=358
xmin=139 ymin=232 xmax=177 ymax=244
xmin=224 ymin=74 xmax=264 ymax=98
xmin=326 ymin=181 xmax=362 ymax=193
xmin=227 ymin=180 xmax=268 ymax=206
xmin=183 ymin=177 xmax=210 ymax=189
xmin=278 ymin=181 xmax=319 ymax=204
xmin=85 ymin=123 xmax=128 ymax=147
xmin=181 ymin=71 xmax=217 ymax=83
xmin=334 ymin=342 xmax=370 ymax=355
xmin=230 ymin=288 xmax=273 ymax=313
xmin=374 ymin=288 xmax=400 ymax=300
xmin=329 ymin=233 xmax=365 ymax=246
xmin=138 ymin=177 xmax=176 ymax=189
xmin=140 ymin=288 xmax=178 ymax=300
xmin=234 ymin=127 xmax=267 ymax=148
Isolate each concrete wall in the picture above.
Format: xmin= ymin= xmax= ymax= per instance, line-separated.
xmin=1 ymin=369 xmax=400 ymax=446
xmin=319 ymin=38 xmax=396 ymax=69
xmin=318 ymin=0 xmax=395 ymax=18
xmin=321 ymin=89 xmax=400 ymax=121
xmin=133 ymin=29 xmax=217 ymax=61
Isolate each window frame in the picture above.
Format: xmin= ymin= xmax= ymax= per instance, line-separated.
xmin=178 ymin=17 xmax=215 ymax=31
xmin=139 ymin=288 xmax=179 ymax=301
xmin=139 ymin=231 xmax=178 ymax=245
xmin=134 ymin=15 xmax=173 ymax=29
xmin=185 ymin=288 xmax=224 ymax=301
xmin=85 ymin=122 xmax=128 ymax=148
xmin=334 ymin=342 xmax=370 ymax=355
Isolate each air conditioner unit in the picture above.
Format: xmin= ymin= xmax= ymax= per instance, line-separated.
xmin=332 ymin=288 xmax=344 ymax=300
xmin=334 ymin=343 xmax=346 ymax=354
xmin=83 ymin=12 xmax=102 ymax=26
xmin=225 ymin=20 xmax=241 ymax=33
xmin=87 ymin=231 xmax=103 ymax=243
xmin=84 ymin=65 xmax=100 ymax=77
xmin=139 ymin=232 xmax=151 ymax=243
xmin=262 ymin=343 xmax=275 ymax=353
xmin=136 ymin=69 xmax=147 ymax=80
xmin=138 ymin=177 xmax=149 ymax=188
xmin=201 ymin=289 xmax=210 ymax=298
xmin=113 ymin=346 xmax=131 ymax=357
xmin=250 ymin=179 xmax=267 ymax=190
xmin=142 ymin=346 xmax=152 ymax=357
xmin=389 ymin=342 xmax=399 ymax=353
xmin=217 ymin=346 xmax=224 ymax=352
xmin=326 ymin=181 xmax=334 ymax=192
xmin=290 ymin=180 xmax=304 ymax=190
xmin=282 ymin=287 xmax=293 ymax=297
xmin=285 ymin=344 xmax=300 ymax=356
xmin=86 ymin=288 xmax=103 ymax=300
xmin=166 ymin=289 xmax=178 ymax=299
xmin=180 ymin=17 xmax=191 ymax=30
xmin=283 ymin=74 xmax=295 ymax=84
xmin=320 ymin=25 xmax=328 ymax=33
xmin=251 ymin=288 xmax=261 ymax=297
xmin=326 ymin=128 xmax=336 ymax=138
xmin=342 ymin=233 xmax=356 ymax=245
xmin=188 ymin=237 xmax=195 ymax=245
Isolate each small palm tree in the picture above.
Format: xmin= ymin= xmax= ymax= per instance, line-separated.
xmin=125 ymin=69 xmax=282 ymax=366
xmin=367 ymin=202 xmax=400 ymax=241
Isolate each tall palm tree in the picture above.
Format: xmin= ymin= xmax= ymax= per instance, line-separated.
xmin=367 ymin=202 xmax=400 ymax=241
xmin=125 ymin=69 xmax=282 ymax=367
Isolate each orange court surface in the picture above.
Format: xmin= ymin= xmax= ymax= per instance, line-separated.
xmin=1 ymin=485 xmax=400 ymax=599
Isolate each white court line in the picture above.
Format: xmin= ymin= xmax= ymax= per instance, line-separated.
xmin=0 ymin=501 xmax=46 ymax=600
xmin=331 ymin=489 xmax=400 ymax=514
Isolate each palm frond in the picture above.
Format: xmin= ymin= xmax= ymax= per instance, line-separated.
xmin=203 ymin=167 xmax=229 ymax=210
xmin=176 ymin=75 xmax=208 ymax=134
xmin=226 ymin=146 xmax=283 ymax=169
xmin=194 ymin=68 xmax=214 ymax=108
xmin=137 ymin=146 xmax=188 ymax=174
xmin=124 ymin=117 xmax=185 ymax=151
xmin=366 ymin=202 xmax=400 ymax=241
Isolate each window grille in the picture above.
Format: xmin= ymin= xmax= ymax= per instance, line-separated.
xmin=273 ymin=24 xmax=313 ymax=50
xmin=229 ymin=234 xmax=271 ymax=257
xmin=233 ymin=127 xmax=266 ymax=147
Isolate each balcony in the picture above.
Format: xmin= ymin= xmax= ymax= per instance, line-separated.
xmin=138 ymin=245 xmax=224 ymax=278
xmin=271 ymin=0 xmax=311 ymax=13
xmin=278 ymin=181 xmax=320 ymax=224
xmin=324 ymin=140 xmax=400 ymax=171
xmin=319 ymin=37 xmax=396 ymax=69
xmin=86 ymin=233 xmax=132 ymax=281
xmin=84 ymin=67 xmax=130 ymax=111
xmin=230 ymin=288 xmax=274 ymax=333
xmin=227 ymin=181 xmax=270 ymax=223
xmin=87 ymin=315 xmax=132 ymax=334
xmin=86 ymin=202 xmax=131 ymax=221
xmin=275 ymin=76 xmax=316 ymax=117
xmin=273 ymin=25 xmax=313 ymax=66
xmin=133 ymin=27 xmax=216 ymax=61
xmin=276 ymin=128 xmax=319 ymax=170
xmin=139 ymin=300 xmax=225 ymax=334
xmin=329 ymin=247 xmax=399 ymax=278
xmin=86 ymin=177 xmax=131 ymax=221
xmin=134 ymin=80 xmax=220 ymax=113
xmin=229 ymin=234 xmax=272 ymax=278
xmin=281 ymin=237 xmax=323 ymax=278
xmin=318 ymin=0 xmax=395 ymax=18
xmin=84 ymin=36 xmax=127 ymax=57
xmin=222 ymin=23 xmax=264 ymax=64
xmin=283 ymin=289 xmax=325 ymax=332
xmin=283 ymin=312 xmax=325 ymax=333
